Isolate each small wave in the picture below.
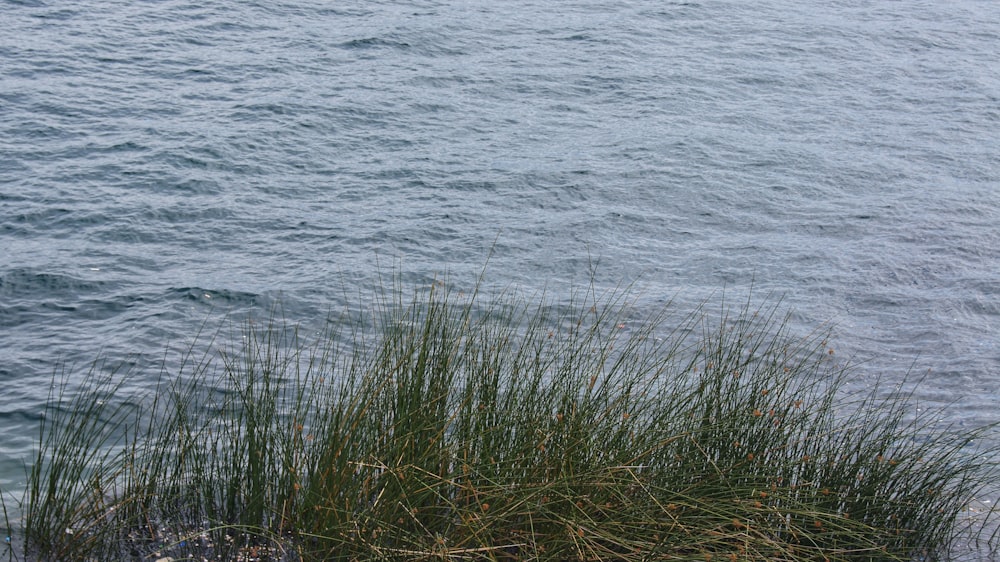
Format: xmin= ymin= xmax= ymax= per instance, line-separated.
xmin=169 ymin=287 xmax=263 ymax=307
xmin=0 ymin=268 xmax=107 ymax=298
xmin=339 ymin=37 xmax=411 ymax=50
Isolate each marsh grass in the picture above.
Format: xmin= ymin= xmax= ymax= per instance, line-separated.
xmin=4 ymin=280 xmax=998 ymax=561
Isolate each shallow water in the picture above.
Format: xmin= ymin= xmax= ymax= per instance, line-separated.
xmin=2 ymin=0 xmax=999 ymax=518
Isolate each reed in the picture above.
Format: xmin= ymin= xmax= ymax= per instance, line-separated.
xmin=4 ymin=281 xmax=998 ymax=561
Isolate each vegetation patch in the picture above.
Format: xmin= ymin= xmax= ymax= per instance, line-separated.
xmin=3 ymin=281 xmax=997 ymax=561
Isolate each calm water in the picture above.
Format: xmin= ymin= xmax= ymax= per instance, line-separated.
xmin=2 ymin=0 xmax=999 ymax=506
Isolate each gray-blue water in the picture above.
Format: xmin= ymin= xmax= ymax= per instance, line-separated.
xmin=2 ymin=0 xmax=999 ymax=518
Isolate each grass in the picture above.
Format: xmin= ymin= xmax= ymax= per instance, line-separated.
xmin=3 ymin=278 xmax=998 ymax=561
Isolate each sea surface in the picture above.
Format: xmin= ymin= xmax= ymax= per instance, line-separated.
xmin=2 ymin=0 xmax=999 ymax=519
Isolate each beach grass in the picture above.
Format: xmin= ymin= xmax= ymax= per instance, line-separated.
xmin=4 ymin=280 xmax=998 ymax=561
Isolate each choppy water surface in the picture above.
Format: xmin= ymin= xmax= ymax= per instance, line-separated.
xmin=2 ymin=0 xmax=998 ymax=510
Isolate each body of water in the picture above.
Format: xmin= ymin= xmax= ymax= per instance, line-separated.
xmin=2 ymin=0 xmax=999 ymax=508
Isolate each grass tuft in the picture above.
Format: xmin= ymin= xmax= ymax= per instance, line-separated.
xmin=4 ymin=281 xmax=998 ymax=561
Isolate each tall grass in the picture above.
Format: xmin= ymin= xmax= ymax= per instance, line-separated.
xmin=4 ymin=281 xmax=998 ymax=561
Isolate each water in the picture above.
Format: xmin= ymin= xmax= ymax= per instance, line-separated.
xmin=2 ymin=0 xmax=998 ymax=512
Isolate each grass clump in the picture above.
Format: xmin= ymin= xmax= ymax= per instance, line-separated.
xmin=4 ymin=281 xmax=998 ymax=561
